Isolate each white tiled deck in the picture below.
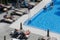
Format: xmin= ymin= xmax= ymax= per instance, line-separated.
xmin=9 ymin=0 xmax=60 ymax=40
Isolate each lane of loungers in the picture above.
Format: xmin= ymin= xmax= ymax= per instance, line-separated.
xmin=0 ymin=8 xmax=30 ymax=24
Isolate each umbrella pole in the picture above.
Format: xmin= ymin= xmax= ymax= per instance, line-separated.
xmin=20 ymin=23 xmax=23 ymax=30
xmin=4 ymin=36 xmax=6 ymax=40
xmin=47 ymin=29 xmax=49 ymax=37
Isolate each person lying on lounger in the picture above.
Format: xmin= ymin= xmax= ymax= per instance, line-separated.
xmin=0 ymin=13 xmax=15 ymax=24
xmin=4 ymin=13 xmax=14 ymax=20
xmin=10 ymin=29 xmax=19 ymax=38
xmin=10 ymin=29 xmax=30 ymax=40
xmin=17 ymin=30 xmax=30 ymax=40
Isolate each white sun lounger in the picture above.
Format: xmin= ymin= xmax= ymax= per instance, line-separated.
xmin=12 ymin=38 xmax=19 ymax=40
xmin=29 ymin=2 xmax=38 ymax=6
xmin=15 ymin=11 xmax=23 ymax=15
xmin=4 ymin=19 xmax=14 ymax=22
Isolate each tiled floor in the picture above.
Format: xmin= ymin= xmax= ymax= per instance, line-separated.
xmin=0 ymin=1 xmax=53 ymax=40
xmin=9 ymin=0 xmax=60 ymax=40
xmin=0 ymin=23 xmax=43 ymax=40
xmin=0 ymin=8 xmax=43 ymax=40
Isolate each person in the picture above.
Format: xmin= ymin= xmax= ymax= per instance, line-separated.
xmin=24 ymin=30 xmax=30 ymax=38
xmin=17 ymin=32 xmax=28 ymax=40
xmin=28 ymin=4 xmax=34 ymax=9
xmin=4 ymin=12 xmax=14 ymax=20
xmin=17 ymin=30 xmax=30 ymax=40
xmin=11 ymin=0 xmax=17 ymax=8
xmin=10 ymin=29 xmax=19 ymax=38
xmin=43 ymin=6 xmax=47 ymax=10
xmin=24 ymin=30 xmax=30 ymax=35
xmin=50 ymin=2 xmax=54 ymax=8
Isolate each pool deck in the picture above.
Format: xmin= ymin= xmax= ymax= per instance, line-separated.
xmin=9 ymin=0 xmax=60 ymax=40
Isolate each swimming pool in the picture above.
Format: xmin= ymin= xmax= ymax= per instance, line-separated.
xmin=25 ymin=0 xmax=60 ymax=34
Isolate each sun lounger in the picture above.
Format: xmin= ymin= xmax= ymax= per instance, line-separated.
xmin=29 ymin=2 xmax=38 ymax=6
xmin=15 ymin=11 xmax=23 ymax=15
xmin=15 ymin=11 xmax=28 ymax=15
xmin=11 ymin=8 xmax=29 ymax=16
xmin=12 ymin=38 xmax=28 ymax=40
xmin=14 ymin=8 xmax=29 ymax=14
xmin=10 ymin=29 xmax=30 ymax=40
xmin=0 ymin=4 xmax=12 ymax=12
xmin=14 ymin=8 xmax=28 ymax=13
xmin=5 ymin=6 xmax=12 ymax=10
xmin=0 ymin=4 xmax=7 ymax=12
xmin=12 ymin=38 xmax=19 ymax=40
xmin=11 ymin=11 xmax=23 ymax=16
xmin=38 ymin=36 xmax=57 ymax=40
xmin=0 ymin=18 xmax=14 ymax=24
xmin=10 ymin=33 xmax=29 ymax=40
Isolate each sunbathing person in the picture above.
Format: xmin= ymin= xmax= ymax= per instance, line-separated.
xmin=17 ymin=30 xmax=30 ymax=40
xmin=4 ymin=13 xmax=14 ymax=20
xmin=10 ymin=29 xmax=19 ymax=38
xmin=17 ymin=32 xmax=27 ymax=40
xmin=10 ymin=29 xmax=30 ymax=40
xmin=0 ymin=13 xmax=15 ymax=24
xmin=24 ymin=30 xmax=30 ymax=38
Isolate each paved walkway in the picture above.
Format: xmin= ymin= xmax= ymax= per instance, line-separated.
xmin=0 ymin=10 xmax=43 ymax=40
xmin=0 ymin=23 xmax=43 ymax=40
xmin=9 ymin=0 xmax=60 ymax=40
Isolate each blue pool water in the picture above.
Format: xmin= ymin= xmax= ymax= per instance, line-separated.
xmin=25 ymin=0 xmax=60 ymax=34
